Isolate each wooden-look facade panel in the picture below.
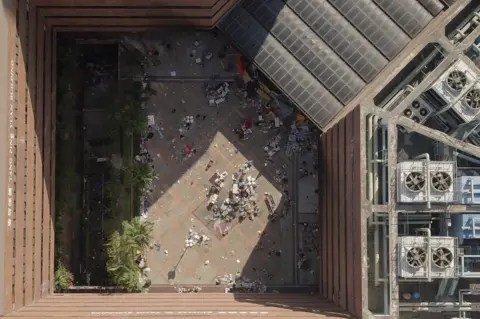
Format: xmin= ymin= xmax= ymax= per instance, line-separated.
xmin=332 ymin=127 xmax=339 ymax=305
xmin=2 ymin=0 xmax=18 ymax=314
xmin=14 ymin=0 xmax=27 ymax=310
xmin=326 ymin=131 xmax=333 ymax=300
xmin=338 ymin=118 xmax=347 ymax=309
xmin=344 ymin=112 xmax=355 ymax=316
xmin=4 ymin=293 xmax=354 ymax=318
xmin=35 ymin=0 xmax=239 ymax=28
xmin=318 ymin=107 xmax=363 ymax=318
xmin=24 ymin=0 xmax=36 ymax=306
xmin=352 ymin=107 xmax=363 ymax=317
xmin=320 ymin=134 xmax=328 ymax=298
xmin=1 ymin=0 xmax=57 ymax=314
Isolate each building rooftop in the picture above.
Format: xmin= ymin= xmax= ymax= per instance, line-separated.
xmin=2 ymin=0 xmax=480 ymax=318
xmin=219 ymin=0 xmax=444 ymax=129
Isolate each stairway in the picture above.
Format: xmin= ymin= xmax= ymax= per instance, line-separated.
xmin=6 ymin=293 xmax=354 ymax=318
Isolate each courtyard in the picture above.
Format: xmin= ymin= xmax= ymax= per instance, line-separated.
xmin=119 ymin=31 xmax=320 ymax=288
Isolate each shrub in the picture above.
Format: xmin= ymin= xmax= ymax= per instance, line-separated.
xmin=54 ymin=263 xmax=74 ymax=291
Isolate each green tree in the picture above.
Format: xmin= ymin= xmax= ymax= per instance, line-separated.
xmin=125 ymin=161 xmax=157 ymax=192
xmin=122 ymin=217 xmax=154 ymax=251
xmin=105 ymin=217 xmax=154 ymax=291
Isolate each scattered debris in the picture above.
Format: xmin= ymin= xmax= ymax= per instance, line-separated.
xmin=177 ymin=286 xmax=202 ymax=293
xmin=206 ymin=82 xmax=230 ymax=106
xmin=120 ymin=35 xmax=322 ymax=287
xmin=216 ymin=273 xmax=267 ymax=293
xmin=185 ymin=229 xmax=210 ymax=248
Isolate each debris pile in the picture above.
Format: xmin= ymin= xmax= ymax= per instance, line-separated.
xmin=207 ymin=164 xmax=261 ymax=225
xmin=206 ymin=82 xmax=230 ymax=106
xmin=233 ymin=119 xmax=253 ymax=141
xmin=285 ymin=124 xmax=312 ymax=158
xmin=185 ymin=229 xmax=210 ymax=249
xmin=264 ymin=134 xmax=282 ymax=161
xmin=216 ymin=273 xmax=267 ymax=293
xmin=177 ymin=286 xmax=203 ymax=293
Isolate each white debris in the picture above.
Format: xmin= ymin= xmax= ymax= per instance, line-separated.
xmin=184 ymin=116 xmax=194 ymax=124
xmin=177 ymin=286 xmax=202 ymax=293
xmin=185 ymin=229 xmax=210 ymax=248
xmin=205 ymin=82 xmax=230 ymax=106
xmin=147 ymin=115 xmax=155 ymax=126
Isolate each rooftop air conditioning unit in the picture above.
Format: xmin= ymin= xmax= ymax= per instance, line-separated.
xmin=398 ymin=236 xmax=457 ymax=279
xmin=398 ymin=236 xmax=428 ymax=279
xmin=449 ymin=86 xmax=480 ymax=123
xmin=431 ymin=59 xmax=478 ymax=105
xmin=402 ymin=96 xmax=434 ymax=124
xmin=430 ymin=237 xmax=457 ymax=278
xmin=397 ymin=161 xmax=456 ymax=203
xmin=429 ymin=161 xmax=455 ymax=202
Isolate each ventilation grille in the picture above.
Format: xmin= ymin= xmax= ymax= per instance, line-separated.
xmin=465 ymin=88 xmax=480 ymax=109
xmin=447 ymin=70 xmax=468 ymax=91
xmin=405 ymin=172 xmax=426 ymax=192
xmin=432 ymin=247 xmax=454 ymax=268
xmin=431 ymin=172 xmax=452 ymax=192
xmin=406 ymin=247 xmax=427 ymax=268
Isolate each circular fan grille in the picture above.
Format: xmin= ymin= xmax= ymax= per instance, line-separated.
xmin=412 ymin=116 xmax=420 ymax=123
xmin=465 ymin=88 xmax=480 ymax=109
xmin=432 ymin=247 xmax=453 ymax=268
xmin=419 ymin=108 xmax=429 ymax=116
xmin=406 ymin=247 xmax=427 ymax=268
xmin=431 ymin=172 xmax=452 ymax=192
xmin=405 ymin=172 xmax=426 ymax=192
xmin=447 ymin=70 xmax=467 ymax=91
xmin=404 ymin=109 xmax=412 ymax=117
xmin=412 ymin=100 xmax=421 ymax=109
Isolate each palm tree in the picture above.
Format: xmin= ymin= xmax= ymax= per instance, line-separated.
xmin=126 ymin=161 xmax=157 ymax=192
xmin=122 ymin=217 xmax=154 ymax=252
xmin=105 ymin=217 xmax=153 ymax=291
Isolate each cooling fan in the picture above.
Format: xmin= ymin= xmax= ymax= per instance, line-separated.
xmin=431 ymin=172 xmax=452 ymax=192
xmin=446 ymin=70 xmax=468 ymax=91
xmin=405 ymin=172 xmax=426 ymax=192
xmin=406 ymin=247 xmax=427 ymax=268
xmin=432 ymin=247 xmax=453 ymax=268
xmin=419 ymin=108 xmax=429 ymax=116
xmin=465 ymin=88 xmax=480 ymax=109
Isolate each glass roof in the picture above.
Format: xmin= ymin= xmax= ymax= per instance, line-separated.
xmin=327 ymin=0 xmax=410 ymax=60
xmin=286 ymin=0 xmax=389 ymax=82
xmin=245 ymin=0 xmax=365 ymax=104
xmin=373 ymin=0 xmax=433 ymax=37
xmin=219 ymin=7 xmax=344 ymax=129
